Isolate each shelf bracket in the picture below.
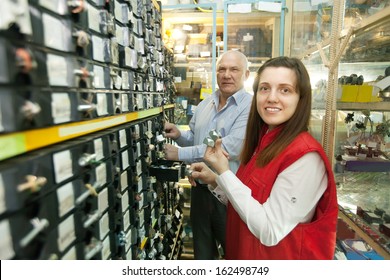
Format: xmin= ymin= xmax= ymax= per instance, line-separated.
xmin=329 ymin=27 xmax=354 ymax=72
xmin=317 ymin=43 xmax=329 ymax=68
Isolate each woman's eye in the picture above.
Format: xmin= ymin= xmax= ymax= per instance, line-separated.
xmin=259 ymin=86 xmax=269 ymax=92
xmin=280 ymin=88 xmax=292 ymax=94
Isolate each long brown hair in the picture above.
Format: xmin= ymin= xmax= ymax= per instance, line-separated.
xmin=240 ymin=56 xmax=312 ymax=167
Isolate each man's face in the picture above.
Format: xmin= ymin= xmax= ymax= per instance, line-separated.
xmin=216 ymin=53 xmax=248 ymax=97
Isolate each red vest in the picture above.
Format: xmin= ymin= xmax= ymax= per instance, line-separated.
xmin=225 ymin=128 xmax=338 ymax=259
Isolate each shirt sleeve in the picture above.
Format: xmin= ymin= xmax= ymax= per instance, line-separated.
xmin=215 ymin=152 xmax=328 ymax=246
xmin=208 ymin=185 xmax=228 ymax=205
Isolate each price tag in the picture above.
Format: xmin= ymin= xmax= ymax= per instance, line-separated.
xmin=102 ymin=235 xmax=111 ymax=260
xmin=94 ymin=138 xmax=104 ymax=161
xmin=57 ymin=214 xmax=76 ymax=252
xmin=120 ymin=171 xmax=128 ymax=192
xmin=95 ymin=163 xmax=107 ymax=186
xmin=57 ymin=182 xmax=75 ymax=218
xmin=98 ymin=187 xmax=109 ymax=212
xmin=123 ymin=210 xmax=130 ymax=231
xmin=121 ymin=150 xmax=129 ymax=170
xmin=43 ymin=13 xmax=71 ymax=52
xmin=0 ymin=220 xmax=14 ymax=260
xmin=61 ymin=246 xmax=77 ymax=260
xmin=121 ymin=190 xmax=129 ymax=213
xmin=99 ymin=212 xmax=110 ymax=239
xmin=47 ymin=54 xmax=68 ymax=86
xmin=121 ymin=93 xmax=129 ymax=112
xmin=0 ymin=174 xmax=6 ymax=215
xmin=96 ymin=93 xmax=108 ymax=116
xmin=0 ymin=104 xmax=4 ymax=132
xmin=53 ymin=150 xmax=73 ymax=183
xmin=119 ymin=129 xmax=127 ymax=148
xmin=39 ymin=0 xmax=68 ymax=15
xmin=51 ymin=93 xmax=71 ymax=124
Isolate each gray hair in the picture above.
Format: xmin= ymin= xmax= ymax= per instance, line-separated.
xmin=216 ymin=50 xmax=249 ymax=70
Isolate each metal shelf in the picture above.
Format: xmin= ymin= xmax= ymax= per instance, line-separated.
xmin=0 ymin=105 xmax=174 ymax=161
xmin=337 ymin=102 xmax=390 ymax=111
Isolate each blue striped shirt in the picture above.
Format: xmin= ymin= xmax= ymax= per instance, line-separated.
xmin=175 ymin=88 xmax=253 ymax=173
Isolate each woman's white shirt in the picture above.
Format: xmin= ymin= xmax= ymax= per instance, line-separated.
xmin=211 ymin=152 xmax=327 ymax=246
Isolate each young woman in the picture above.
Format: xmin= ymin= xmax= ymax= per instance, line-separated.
xmin=190 ymin=56 xmax=338 ymax=260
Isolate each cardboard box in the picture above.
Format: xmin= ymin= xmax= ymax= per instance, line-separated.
xmin=339 ymin=85 xmax=358 ymax=102
xmin=356 ymin=85 xmax=382 ymax=102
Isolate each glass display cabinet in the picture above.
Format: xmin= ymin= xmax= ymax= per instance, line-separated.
xmin=292 ymin=0 xmax=390 ymax=259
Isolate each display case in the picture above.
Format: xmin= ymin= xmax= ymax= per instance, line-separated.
xmin=292 ymin=0 xmax=390 ymax=259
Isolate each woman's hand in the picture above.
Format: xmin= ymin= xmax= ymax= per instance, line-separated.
xmin=189 ymin=162 xmax=218 ymax=187
xmin=204 ymin=139 xmax=230 ymax=175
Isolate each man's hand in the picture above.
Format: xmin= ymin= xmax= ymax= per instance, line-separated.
xmin=164 ymin=143 xmax=179 ymax=160
xmin=164 ymin=122 xmax=181 ymax=140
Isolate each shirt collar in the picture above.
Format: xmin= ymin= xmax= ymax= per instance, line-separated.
xmin=212 ymin=88 xmax=249 ymax=107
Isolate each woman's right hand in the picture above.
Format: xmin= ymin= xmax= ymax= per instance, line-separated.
xmin=189 ymin=162 xmax=218 ymax=187
xmin=204 ymin=139 xmax=230 ymax=175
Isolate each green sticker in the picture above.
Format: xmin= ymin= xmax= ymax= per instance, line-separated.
xmin=0 ymin=134 xmax=26 ymax=161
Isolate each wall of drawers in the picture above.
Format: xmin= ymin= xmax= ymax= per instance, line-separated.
xmin=0 ymin=0 xmax=184 ymax=260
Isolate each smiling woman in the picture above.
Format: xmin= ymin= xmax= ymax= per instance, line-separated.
xmin=189 ymin=56 xmax=339 ymax=260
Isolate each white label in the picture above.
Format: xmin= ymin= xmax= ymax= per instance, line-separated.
xmin=43 ymin=13 xmax=70 ymax=51
xmin=87 ymin=3 xmax=101 ymax=32
xmin=123 ymin=210 xmax=130 ymax=231
xmin=39 ymin=0 xmax=68 ymax=15
xmin=137 ymin=93 xmax=143 ymax=109
xmin=138 ymin=193 xmax=144 ymax=210
xmin=102 ymin=235 xmax=111 ymax=260
xmin=175 ymin=209 xmax=181 ymax=219
xmin=92 ymin=35 xmax=106 ymax=63
xmin=114 ymin=73 xmax=122 ymax=90
xmin=0 ymin=0 xmax=33 ymax=35
xmin=53 ymin=150 xmax=73 ymax=183
xmin=61 ymin=246 xmax=77 ymax=260
xmin=115 ymin=24 xmax=125 ymax=46
xmin=121 ymin=94 xmax=129 ymax=112
xmin=95 ymin=163 xmax=107 ymax=186
xmin=98 ymin=187 xmax=109 ymax=212
xmin=138 ymin=207 xmax=144 ymax=223
xmin=0 ymin=104 xmax=4 ymax=132
xmin=121 ymin=151 xmax=129 ymax=170
xmin=0 ymin=174 xmax=6 ymax=215
xmin=121 ymin=71 xmax=129 ymax=89
xmin=120 ymin=171 xmax=128 ymax=192
xmin=136 ymin=142 xmax=141 ymax=158
xmin=51 ymin=93 xmax=71 ymax=124
xmin=99 ymin=212 xmax=110 ymax=240
xmin=96 ymin=93 xmax=108 ymax=116
xmin=47 ymin=54 xmax=68 ymax=86
xmin=119 ymin=129 xmax=127 ymax=148
xmin=137 ymin=178 xmax=143 ymax=193
xmin=58 ymin=214 xmax=76 ymax=252
xmin=121 ymin=191 xmax=129 ymax=213
xmin=136 ymin=160 xmax=142 ymax=176
xmin=0 ymin=220 xmax=14 ymax=259
xmin=57 ymin=182 xmax=74 ymax=218
xmin=93 ymin=65 xmax=104 ymax=88
xmin=94 ymin=138 xmax=104 ymax=161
